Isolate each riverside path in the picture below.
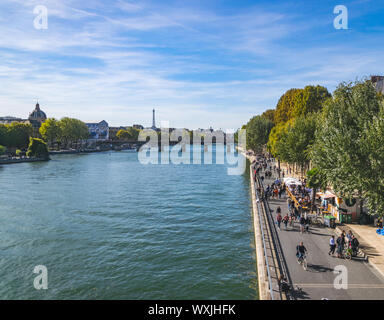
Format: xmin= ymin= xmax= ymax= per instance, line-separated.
xmin=258 ymin=161 xmax=384 ymax=300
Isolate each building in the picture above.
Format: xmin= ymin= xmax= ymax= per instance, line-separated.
xmin=28 ymin=102 xmax=47 ymax=130
xmin=86 ymin=120 xmax=109 ymax=140
xmin=0 ymin=116 xmax=27 ymax=124
xmin=371 ymin=75 xmax=384 ymax=94
xmin=133 ymin=124 xmax=144 ymax=130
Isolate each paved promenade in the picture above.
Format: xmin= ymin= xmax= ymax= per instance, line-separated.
xmin=260 ymin=165 xmax=384 ymax=300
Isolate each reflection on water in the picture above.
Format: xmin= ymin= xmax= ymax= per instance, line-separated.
xmin=0 ymin=150 xmax=257 ymax=299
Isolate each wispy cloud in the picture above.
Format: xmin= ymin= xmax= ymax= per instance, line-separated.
xmin=0 ymin=0 xmax=383 ymax=128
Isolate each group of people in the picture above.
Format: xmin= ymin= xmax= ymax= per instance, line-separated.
xmin=328 ymin=230 xmax=360 ymax=258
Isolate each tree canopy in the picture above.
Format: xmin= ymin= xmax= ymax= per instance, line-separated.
xmin=245 ymin=115 xmax=274 ymax=152
xmin=311 ymin=80 xmax=384 ymax=215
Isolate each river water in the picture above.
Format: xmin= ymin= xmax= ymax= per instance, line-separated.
xmin=0 ymin=148 xmax=257 ymax=299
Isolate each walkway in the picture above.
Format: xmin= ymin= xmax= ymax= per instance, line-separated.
xmin=260 ymin=165 xmax=384 ymax=300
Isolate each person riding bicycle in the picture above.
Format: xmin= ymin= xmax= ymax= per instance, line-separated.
xmin=296 ymin=241 xmax=307 ymax=261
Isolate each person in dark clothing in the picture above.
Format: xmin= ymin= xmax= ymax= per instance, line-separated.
xmin=329 ymin=235 xmax=336 ymax=255
xmin=351 ymin=236 xmax=359 ymax=255
xmin=336 ymin=235 xmax=345 ymax=258
xmin=299 ymin=216 xmax=306 ymax=234
xmin=296 ymin=241 xmax=307 ymax=259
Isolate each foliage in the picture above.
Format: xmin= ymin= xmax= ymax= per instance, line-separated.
xmin=306 ymin=167 xmax=327 ymax=191
xmin=274 ymin=86 xmax=330 ymax=125
xmin=279 ymin=113 xmax=318 ymax=166
xmin=267 ymin=122 xmax=289 ymax=157
xmin=0 ymin=145 xmax=6 ymax=156
xmin=6 ymin=122 xmax=33 ymax=149
xmin=311 ymin=80 xmax=383 ymax=216
xmin=116 ymin=127 xmax=140 ymax=141
xmin=26 ymin=138 xmax=50 ymax=159
xmin=58 ymin=117 xmax=89 ymax=148
xmin=261 ymin=109 xmax=275 ymax=123
xmin=39 ymin=118 xmax=61 ymax=146
xmin=274 ymin=88 xmax=302 ymax=125
xmin=245 ymin=115 xmax=274 ymax=152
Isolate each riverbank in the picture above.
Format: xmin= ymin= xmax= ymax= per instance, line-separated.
xmin=0 ymin=157 xmax=49 ymax=165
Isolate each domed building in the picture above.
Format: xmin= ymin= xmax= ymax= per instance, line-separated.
xmin=28 ymin=102 xmax=47 ymax=130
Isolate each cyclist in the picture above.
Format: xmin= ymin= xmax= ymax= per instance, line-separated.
xmin=296 ymin=241 xmax=307 ymax=262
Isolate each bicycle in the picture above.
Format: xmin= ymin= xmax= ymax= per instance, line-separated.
xmin=297 ymin=254 xmax=308 ymax=270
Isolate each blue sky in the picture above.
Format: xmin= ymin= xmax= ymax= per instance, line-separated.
xmin=0 ymin=0 xmax=384 ymax=129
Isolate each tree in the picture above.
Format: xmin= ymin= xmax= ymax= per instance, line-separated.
xmin=26 ymin=138 xmax=50 ymax=160
xmin=291 ymin=85 xmax=331 ymax=119
xmin=261 ymin=109 xmax=275 ymax=123
xmin=6 ymin=122 xmax=33 ymax=149
xmin=274 ymin=88 xmax=302 ymax=125
xmin=274 ymin=86 xmax=330 ymax=125
xmin=58 ymin=118 xmax=89 ymax=149
xmin=246 ymin=115 xmax=274 ymax=152
xmin=116 ymin=129 xmax=131 ymax=140
xmin=0 ymin=124 xmax=8 ymax=146
xmin=267 ymin=122 xmax=289 ymax=158
xmin=0 ymin=145 xmax=6 ymax=156
xmin=307 ymin=167 xmax=327 ymax=207
xmin=281 ymin=113 xmax=318 ymax=171
xmin=311 ymin=80 xmax=383 ymax=216
xmin=39 ymin=118 xmax=61 ymax=148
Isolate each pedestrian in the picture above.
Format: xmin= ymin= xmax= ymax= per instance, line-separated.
xmin=347 ymin=230 xmax=353 ymax=243
xmin=276 ymin=213 xmax=282 ymax=230
xmin=299 ymin=215 xmax=306 ymax=234
xmin=283 ymin=214 xmax=289 ymax=230
xmin=336 ymin=234 xmax=344 ymax=258
xmin=351 ymin=235 xmax=359 ymax=256
xmin=305 ymin=216 xmax=310 ymax=233
xmin=329 ymin=235 xmax=336 ymax=256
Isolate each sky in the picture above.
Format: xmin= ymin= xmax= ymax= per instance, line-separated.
xmin=0 ymin=0 xmax=384 ymax=129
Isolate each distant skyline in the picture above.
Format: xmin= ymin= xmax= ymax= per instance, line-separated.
xmin=1 ymin=0 xmax=384 ymax=129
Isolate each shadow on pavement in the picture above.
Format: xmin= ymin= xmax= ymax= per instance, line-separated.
xmin=291 ymin=286 xmax=310 ymax=300
xmin=307 ymin=264 xmax=334 ymax=273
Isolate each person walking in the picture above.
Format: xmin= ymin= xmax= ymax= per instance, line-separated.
xmin=283 ymin=214 xmax=289 ymax=230
xmin=299 ymin=215 xmax=306 ymax=234
xmin=336 ymin=234 xmax=345 ymax=258
xmin=304 ymin=216 xmax=311 ymax=233
xmin=329 ymin=235 xmax=336 ymax=256
xmin=276 ymin=212 xmax=282 ymax=231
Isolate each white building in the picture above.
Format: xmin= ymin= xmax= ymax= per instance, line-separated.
xmin=86 ymin=120 xmax=109 ymax=140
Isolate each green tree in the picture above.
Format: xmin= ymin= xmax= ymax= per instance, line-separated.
xmin=312 ymin=80 xmax=383 ymax=216
xmin=0 ymin=124 xmax=8 ymax=146
xmin=6 ymin=122 xmax=33 ymax=149
xmin=0 ymin=145 xmax=6 ymax=156
xmin=282 ymin=113 xmax=318 ymax=171
xmin=26 ymin=138 xmax=50 ymax=160
xmin=261 ymin=109 xmax=275 ymax=123
xmin=246 ymin=115 xmax=274 ymax=152
xmin=39 ymin=118 xmax=61 ymax=148
xmin=59 ymin=118 xmax=89 ymax=149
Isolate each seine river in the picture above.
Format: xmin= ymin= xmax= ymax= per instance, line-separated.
xmin=0 ymin=149 xmax=257 ymax=299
